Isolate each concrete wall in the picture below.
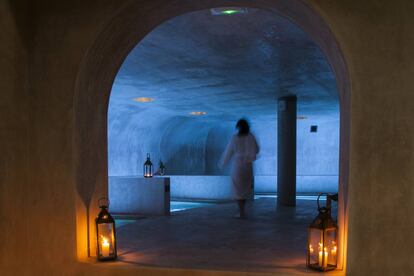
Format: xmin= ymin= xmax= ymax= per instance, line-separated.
xmin=203 ymin=118 xmax=340 ymax=177
xmin=108 ymin=106 xmax=211 ymax=175
xmin=0 ymin=0 xmax=413 ymax=275
xmin=109 ymin=113 xmax=339 ymax=182
xmin=108 ymin=113 xmax=339 ymax=193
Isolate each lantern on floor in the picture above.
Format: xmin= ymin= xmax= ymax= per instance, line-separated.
xmin=307 ymin=193 xmax=338 ymax=271
xmin=95 ymin=197 xmax=117 ymax=261
xmin=143 ymin=153 xmax=153 ymax=178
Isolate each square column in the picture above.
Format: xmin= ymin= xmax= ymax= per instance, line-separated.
xmin=277 ymin=96 xmax=297 ymax=206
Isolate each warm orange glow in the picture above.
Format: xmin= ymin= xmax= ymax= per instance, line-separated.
xmin=318 ymin=250 xmax=323 ymax=266
xmin=133 ymin=97 xmax=154 ymax=102
xmin=101 ymin=236 xmax=110 ymax=257
xmin=309 ymin=244 xmax=314 ymax=254
xmin=331 ymin=245 xmax=337 ymax=257
xmin=318 ymin=247 xmax=328 ymax=268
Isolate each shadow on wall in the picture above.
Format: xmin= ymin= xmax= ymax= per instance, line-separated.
xmin=159 ymin=118 xmax=210 ymax=175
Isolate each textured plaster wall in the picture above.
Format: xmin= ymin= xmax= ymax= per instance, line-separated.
xmin=0 ymin=1 xmax=29 ymax=272
xmin=0 ymin=0 xmax=413 ymax=275
xmin=108 ymin=108 xmax=210 ymax=176
xmin=312 ymin=2 xmax=414 ymax=274
xmin=109 ymin=115 xmax=339 ymax=185
xmin=0 ymin=0 xmax=123 ymax=274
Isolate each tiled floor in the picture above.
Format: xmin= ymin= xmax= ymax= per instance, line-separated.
xmin=116 ymin=197 xmax=338 ymax=274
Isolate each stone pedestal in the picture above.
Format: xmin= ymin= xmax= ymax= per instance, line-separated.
xmin=109 ymin=176 xmax=170 ymax=216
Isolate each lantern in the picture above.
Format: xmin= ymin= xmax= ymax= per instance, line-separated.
xmin=143 ymin=153 xmax=153 ymax=178
xmin=307 ymin=193 xmax=338 ymax=271
xmin=95 ymin=197 xmax=117 ymax=261
xmin=158 ymin=160 xmax=165 ymax=176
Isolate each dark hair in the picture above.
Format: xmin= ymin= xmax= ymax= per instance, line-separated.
xmin=236 ymin=119 xmax=250 ymax=136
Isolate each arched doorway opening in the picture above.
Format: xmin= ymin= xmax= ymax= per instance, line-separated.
xmin=74 ymin=0 xmax=350 ymax=272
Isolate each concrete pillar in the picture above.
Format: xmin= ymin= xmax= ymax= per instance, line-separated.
xmin=277 ymin=96 xmax=297 ymax=206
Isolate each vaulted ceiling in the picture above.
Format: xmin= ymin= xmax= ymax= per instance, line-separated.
xmin=109 ymin=7 xmax=338 ymax=122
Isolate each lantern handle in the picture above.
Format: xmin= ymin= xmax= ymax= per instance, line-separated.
xmin=98 ymin=197 xmax=110 ymax=208
xmin=317 ymin=193 xmax=329 ymax=212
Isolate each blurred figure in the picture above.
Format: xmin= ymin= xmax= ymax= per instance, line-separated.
xmin=219 ymin=118 xmax=259 ymax=219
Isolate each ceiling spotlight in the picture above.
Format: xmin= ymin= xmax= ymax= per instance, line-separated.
xmin=210 ymin=7 xmax=248 ymax=16
xmin=189 ymin=111 xmax=207 ymax=116
xmin=133 ymin=97 xmax=154 ymax=103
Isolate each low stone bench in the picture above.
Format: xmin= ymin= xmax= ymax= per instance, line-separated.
xmin=169 ymin=175 xmax=240 ymax=201
xmin=109 ymin=176 xmax=170 ymax=216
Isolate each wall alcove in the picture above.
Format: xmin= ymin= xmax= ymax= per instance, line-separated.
xmin=73 ymin=0 xmax=350 ymax=272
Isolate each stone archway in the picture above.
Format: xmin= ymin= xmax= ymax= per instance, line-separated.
xmin=74 ymin=0 xmax=350 ymax=270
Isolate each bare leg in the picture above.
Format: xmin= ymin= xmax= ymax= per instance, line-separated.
xmin=237 ymin=199 xmax=246 ymax=218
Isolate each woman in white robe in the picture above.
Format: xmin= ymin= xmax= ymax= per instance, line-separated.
xmin=219 ymin=119 xmax=259 ymax=218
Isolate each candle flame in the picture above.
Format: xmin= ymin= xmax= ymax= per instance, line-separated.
xmin=101 ymin=236 xmax=109 ymax=246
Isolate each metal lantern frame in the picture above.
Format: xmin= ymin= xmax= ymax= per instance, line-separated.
xmin=144 ymin=153 xmax=153 ymax=178
xmin=158 ymin=160 xmax=165 ymax=176
xmin=307 ymin=193 xmax=338 ymax=272
xmin=95 ymin=197 xmax=117 ymax=261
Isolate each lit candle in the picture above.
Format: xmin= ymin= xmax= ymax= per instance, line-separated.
xmin=309 ymin=244 xmax=314 ymax=254
xmin=318 ymin=250 xmax=323 ymax=266
xmin=101 ymin=237 xmax=110 ymax=257
xmin=323 ymin=247 xmax=328 ymax=268
xmin=331 ymin=245 xmax=337 ymax=261
xmin=318 ymin=242 xmax=323 ymax=266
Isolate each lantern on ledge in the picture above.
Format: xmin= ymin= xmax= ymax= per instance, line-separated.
xmin=95 ymin=197 xmax=117 ymax=261
xmin=307 ymin=193 xmax=338 ymax=271
xmin=144 ymin=153 xmax=153 ymax=178
xmin=158 ymin=160 xmax=165 ymax=176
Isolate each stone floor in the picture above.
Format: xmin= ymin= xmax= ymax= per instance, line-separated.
xmin=115 ymin=197 xmax=338 ymax=274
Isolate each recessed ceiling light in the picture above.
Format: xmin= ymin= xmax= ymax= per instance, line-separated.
xmin=297 ymin=116 xmax=307 ymax=120
xmin=133 ymin=97 xmax=154 ymax=103
xmin=210 ymin=7 xmax=248 ymax=16
xmin=189 ymin=111 xmax=207 ymax=116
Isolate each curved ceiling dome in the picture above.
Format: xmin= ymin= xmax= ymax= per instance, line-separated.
xmin=110 ymin=7 xmax=338 ymax=122
xmin=108 ymin=8 xmax=339 ymax=177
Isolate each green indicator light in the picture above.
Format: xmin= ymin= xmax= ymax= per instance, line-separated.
xmin=221 ymin=9 xmax=239 ymax=15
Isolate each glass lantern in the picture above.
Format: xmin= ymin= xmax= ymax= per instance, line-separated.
xmin=158 ymin=160 xmax=165 ymax=176
xmin=144 ymin=153 xmax=153 ymax=178
xmin=307 ymin=193 xmax=338 ymax=271
xmin=95 ymin=197 xmax=117 ymax=261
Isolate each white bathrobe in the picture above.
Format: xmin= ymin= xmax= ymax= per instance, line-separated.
xmin=220 ymin=133 xmax=259 ymax=199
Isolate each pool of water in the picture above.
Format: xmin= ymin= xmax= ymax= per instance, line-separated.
xmin=170 ymin=201 xmax=214 ymax=212
xmin=115 ymin=201 xmax=215 ymax=227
